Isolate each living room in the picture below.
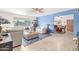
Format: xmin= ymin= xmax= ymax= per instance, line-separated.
xmin=0 ymin=8 xmax=79 ymax=51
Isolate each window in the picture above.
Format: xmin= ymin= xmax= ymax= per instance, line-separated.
xmin=13 ymin=17 xmax=32 ymax=26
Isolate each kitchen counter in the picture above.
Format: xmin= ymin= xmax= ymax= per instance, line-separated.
xmin=0 ymin=33 xmax=13 ymax=51
xmin=0 ymin=33 xmax=12 ymax=44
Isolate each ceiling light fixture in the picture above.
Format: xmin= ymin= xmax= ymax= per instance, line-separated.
xmin=32 ymin=8 xmax=44 ymax=13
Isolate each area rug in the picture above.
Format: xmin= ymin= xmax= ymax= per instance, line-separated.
xmin=22 ymin=33 xmax=52 ymax=46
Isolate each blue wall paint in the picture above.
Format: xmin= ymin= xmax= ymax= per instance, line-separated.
xmin=53 ymin=9 xmax=75 ymax=16
xmin=74 ymin=10 xmax=79 ymax=36
xmin=37 ymin=15 xmax=54 ymax=33
xmin=38 ymin=8 xmax=79 ymax=36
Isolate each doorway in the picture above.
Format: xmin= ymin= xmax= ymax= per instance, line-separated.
xmin=67 ymin=19 xmax=73 ymax=32
xmin=54 ymin=14 xmax=74 ymax=33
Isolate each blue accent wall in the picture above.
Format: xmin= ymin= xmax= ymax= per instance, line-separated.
xmin=37 ymin=15 xmax=54 ymax=33
xmin=53 ymin=9 xmax=75 ymax=16
xmin=37 ymin=8 xmax=79 ymax=36
xmin=74 ymin=10 xmax=79 ymax=36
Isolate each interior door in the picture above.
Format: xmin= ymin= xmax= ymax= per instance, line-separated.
xmin=67 ymin=20 xmax=73 ymax=32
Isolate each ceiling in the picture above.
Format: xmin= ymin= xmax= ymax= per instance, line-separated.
xmin=0 ymin=8 xmax=73 ymax=17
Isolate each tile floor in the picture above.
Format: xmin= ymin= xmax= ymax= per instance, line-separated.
xmin=13 ymin=33 xmax=75 ymax=51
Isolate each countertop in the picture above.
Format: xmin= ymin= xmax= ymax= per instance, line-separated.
xmin=0 ymin=33 xmax=12 ymax=44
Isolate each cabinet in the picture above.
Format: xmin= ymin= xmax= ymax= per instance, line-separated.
xmin=0 ymin=33 xmax=13 ymax=51
xmin=0 ymin=41 xmax=13 ymax=51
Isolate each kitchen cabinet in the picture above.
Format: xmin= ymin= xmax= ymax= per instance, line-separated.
xmin=0 ymin=41 xmax=13 ymax=51
xmin=0 ymin=33 xmax=13 ymax=51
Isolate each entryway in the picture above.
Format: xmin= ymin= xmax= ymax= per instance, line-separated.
xmin=54 ymin=14 xmax=74 ymax=33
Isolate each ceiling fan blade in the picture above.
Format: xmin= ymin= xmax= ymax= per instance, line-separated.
xmin=32 ymin=8 xmax=44 ymax=13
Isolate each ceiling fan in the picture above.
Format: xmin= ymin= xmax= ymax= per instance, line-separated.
xmin=32 ymin=8 xmax=44 ymax=13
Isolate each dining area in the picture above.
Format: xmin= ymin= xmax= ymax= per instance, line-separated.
xmin=54 ymin=25 xmax=66 ymax=33
xmin=54 ymin=15 xmax=74 ymax=33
